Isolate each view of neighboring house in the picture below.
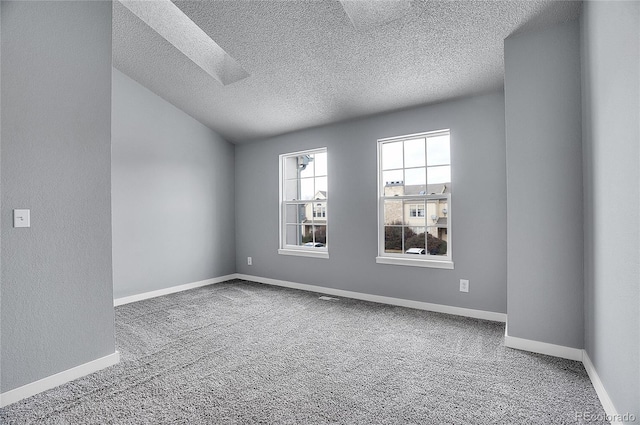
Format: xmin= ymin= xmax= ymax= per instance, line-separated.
xmin=383 ymin=181 xmax=449 ymax=254
xmin=384 ymin=181 xmax=449 ymax=237
xmin=302 ymin=191 xmax=327 ymax=245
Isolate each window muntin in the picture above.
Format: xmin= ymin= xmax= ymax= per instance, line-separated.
xmin=377 ymin=131 xmax=452 ymax=267
xmin=280 ymin=148 xmax=328 ymax=257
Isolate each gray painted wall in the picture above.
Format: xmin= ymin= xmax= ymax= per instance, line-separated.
xmin=0 ymin=0 xmax=3 ymax=394
xmin=236 ymin=92 xmax=507 ymax=314
xmin=112 ymin=69 xmax=236 ymax=299
xmin=581 ymin=1 xmax=639 ymax=418
xmin=0 ymin=1 xmax=115 ymax=392
xmin=504 ymin=20 xmax=584 ymax=348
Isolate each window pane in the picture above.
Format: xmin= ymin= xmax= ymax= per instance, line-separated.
xmin=382 ymin=141 xmax=403 ymax=170
xmin=383 ymin=170 xmax=403 ymax=195
xmin=427 ymin=135 xmax=450 ymax=166
xmin=426 ymin=227 xmax=448 ymax=255
xmin=301 ymin=225 xmax=325 ymax=247
xmin=313 ymin=225 xmax=327 ymax=246
xmin=285 ymin=224 xmax=305 ymax=246
xmin=285 ymin=204 xmax=308 ymax=224
xmin=406 ymin=202 xmax=426 ymax=225
xmin=315 ymin=176 xmax=327 ymax=196
xmin=427 ymin=165 xmax=451 ymax=185
xmin=285 ymin=204 xmax=297 ymax=223
xmin=405 ymin=167 xmax=426 ymax=187
xmin=285 ymin=179 xmax=299 ymax=201
xmin=431 ymin=198 xmax=448 ymax=221
xmin=299 ymin=154 xmax=314 ymax=178
xmin=284 ymin=156 xmax=299 ymax=180
xmin=302 ymin=203 xmax=313 ymax=223
xmin=315 ymin=152 xmax=327 ymax=177
xmin=384 ymin=199 xmax=404 ymax=225
xmin=404 ymin=138 xmax=425 ymax=168
xmin=384 ymin=226 xmax=403 ymax=253
xmin=300 ymin=178 xmax=314 ymax=200
xmin=427 ymin=200 xmax=437 ymax=222
xmin=405 ymin=226 xmax=425 ymax=254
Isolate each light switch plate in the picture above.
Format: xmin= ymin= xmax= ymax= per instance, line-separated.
xmin=14 ymin=209 xmax=30 ymax=228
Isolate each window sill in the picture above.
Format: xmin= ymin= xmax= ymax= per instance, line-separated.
xmin=375 ymin=256 xmax=454 ymax=269
xmin=278 ymin=249 xmax=329 ymax=259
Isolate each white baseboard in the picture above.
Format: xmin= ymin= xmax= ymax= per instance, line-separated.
xmin=235 ymin=273 xmax=507 ymax=322
xmin=503 ymin=326 xmax=626 ymax=424
xmin=0 ymin=351 xmax=120 ymax=408
xmin=114 ymin=274 xmax=237 ymax=306
xmin=503 ymin=325 xmax=583 ymax=361
xmin=582 ymin=352 xmax=623 ymax=423
xmin=2 ymin=276 xmax=625 ymax=423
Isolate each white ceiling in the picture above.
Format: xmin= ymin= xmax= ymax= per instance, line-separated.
xmin=112 ymin=0 xmax=582 ymax=143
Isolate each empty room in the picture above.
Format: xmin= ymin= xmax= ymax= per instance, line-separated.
xmin=1 ymin=0 xmax=638 ymax=423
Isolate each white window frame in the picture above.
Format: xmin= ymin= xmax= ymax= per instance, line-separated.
xmin=278 ymin=147 xmax=329 ymax=259
xmin=376 ymin=130 xmax=453 ymax=269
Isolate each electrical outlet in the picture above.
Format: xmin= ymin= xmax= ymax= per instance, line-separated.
xmin=247 ymin=257 xmax=252 ymax=266
xmin=460 ymin=279 xmax=469 ymax=293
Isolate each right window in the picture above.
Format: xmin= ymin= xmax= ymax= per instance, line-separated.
xmin=376 ymin=130 xmax=453 ymax=269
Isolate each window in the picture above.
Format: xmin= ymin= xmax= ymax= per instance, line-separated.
xmin=409 ymin=204 xmax=425 ymax=218
xmin=376 ymin=130 xmax=453 ymax=269
xmin=313 ymin=204 xmax=327 ymax=218
xmin=279 ymin=148 xmax=328 ymax=258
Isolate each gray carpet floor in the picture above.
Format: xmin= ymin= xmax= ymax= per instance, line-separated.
xmin=1 ymin=279 xmax=607 ymax=424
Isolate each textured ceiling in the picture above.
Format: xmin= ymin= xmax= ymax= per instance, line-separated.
xmin=112 ymin=0 xmax=582 ymax=143
xmin=119 ymin=0 xmax=249 ymax=85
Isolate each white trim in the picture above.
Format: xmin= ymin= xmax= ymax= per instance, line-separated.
xmin=375 ymin=256 xmax=454 ymax=269
xmin=235 ymin=273 xmax=506 ymax=322
xmin=114 ymin=274 xmax=236 ymax=306
xmin=377 ymin=131 xmax=453 ymax=266
xmin=379 ymin=194 xmax=452 ymax=201
xmin=0 ymin=352 xmax=120 ymax=408
xmin=278 ymin=146 xmax=327 ymax=159
xmin=503 ymin=325 xmax=583 ymax=361
xmin=378 ymin=128 xmax=450 ymax=143
xmin=279 ymin=147 xmax=329 ymax=256
xmin=582 ymin=351 xmax=622 ymax=423
xmin=277 ymin=248 xmax=329 ymax=259
xmin=503 ymin=326 xmax=626 ymax=424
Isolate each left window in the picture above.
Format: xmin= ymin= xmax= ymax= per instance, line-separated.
xmin=279 ymin=148 xmax=328 ymax=258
